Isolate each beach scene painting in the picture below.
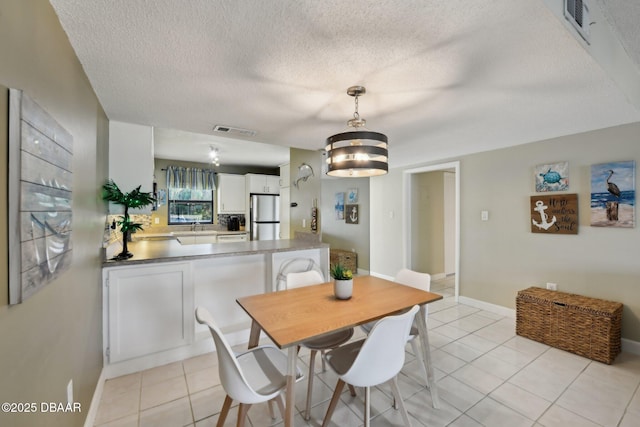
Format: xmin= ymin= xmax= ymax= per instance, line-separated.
xmin=590 ymin=161 xmax=635 ymax=228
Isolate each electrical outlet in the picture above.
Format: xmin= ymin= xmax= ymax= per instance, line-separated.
xmin=154 ymin=217 xmax=159 ymax=224
xmin=546 ymin=282 xmax=557 ymax=291
xmin=67 ymin=379 xmax=73 ymax=404
xmin=302 ymin=219 xmax=306 ymax=228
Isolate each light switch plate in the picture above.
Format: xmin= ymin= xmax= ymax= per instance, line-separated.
xmin=481 ymin=210 xmax=489 ymax=221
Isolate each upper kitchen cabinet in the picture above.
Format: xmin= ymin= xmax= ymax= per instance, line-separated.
xmin=217 ymin=173 xmax=246 ymax=213
xmin=246 ymin=173 xmax=280 ymax=195
xmin=108 ymin=121 xmax=154 ymax=213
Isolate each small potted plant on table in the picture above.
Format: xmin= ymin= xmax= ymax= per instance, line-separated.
xmin=330 ymin=263 xmax=353 ymax=300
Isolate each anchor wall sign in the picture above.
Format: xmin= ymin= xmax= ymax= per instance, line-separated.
xmin=530 ymin=194 xmax=578 ymax=234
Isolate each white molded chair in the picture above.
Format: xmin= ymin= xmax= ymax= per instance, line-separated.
xmin=321 ymin=305 xmax=420 ymax=427
xmin=285 ymin=270 xmax=355 ymax=420
xmin=360 ymin=269 xmax=431 ymax=385
xmin=195 ymin=306 xmax=303 ymax=427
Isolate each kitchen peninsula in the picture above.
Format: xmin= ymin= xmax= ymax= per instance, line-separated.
xmin=102 ymin=236 xmax=329 ymax=378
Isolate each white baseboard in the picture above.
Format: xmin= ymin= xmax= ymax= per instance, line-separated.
xmin=458 ymin=296 xmax=640 ymax=355
xmin=458 ymin=296 xmax=516 ymax=318
xmin=622 ymin=338 xmax=640 ymax=355
xmin=83 ymin=369 xmax=106 ymax=427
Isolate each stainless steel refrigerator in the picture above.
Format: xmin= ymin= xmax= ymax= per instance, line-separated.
xmin=250 ymin=194 xmax=280 ymax=240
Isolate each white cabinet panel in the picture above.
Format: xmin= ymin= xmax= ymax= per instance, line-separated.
xmin=217 ymin=173 xmax=246 ymax=213
xmin=105 ymin=262 xmax=193 ymax=363
xmin=246 ymin=173 xmax=280 ymax=195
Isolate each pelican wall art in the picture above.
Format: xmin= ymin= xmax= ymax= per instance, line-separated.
xmin=590 ymin=161 xmax=635 ymax=228
xmin=8 ymin=89 xmax=73 ymax=304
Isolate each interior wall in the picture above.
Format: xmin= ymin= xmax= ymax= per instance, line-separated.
xmin=410 ymin=172 xmax=445 ymax=275
xmin=0 ymin=1 xmax=108 ymax=426
xmin=371 ymin=121 xmax=640 ymax=342
xmin=289 ymin=148 xmax=322 ymax=237
xmin=320 ymin=177 xmax=370 ymax=271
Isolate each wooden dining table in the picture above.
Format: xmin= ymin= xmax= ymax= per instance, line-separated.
xmin=236 ymin=274 xmax=443 ymax=427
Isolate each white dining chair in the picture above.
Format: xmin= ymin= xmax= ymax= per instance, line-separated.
xmin=360 ymin=268 xmax=431 ymax=385
xmin=195 ymin=306 xmax=303 ymax=427
xmin=285 ymin=270 xmax=355 ymax=421
xmin=321 ymin=305 xmax=420 ymax=427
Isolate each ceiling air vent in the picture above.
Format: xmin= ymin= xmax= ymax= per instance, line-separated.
xmin=213 ymin=125 xmax=257 ymax=137
xmin=564 ymin=0 xmax=591 ymax=44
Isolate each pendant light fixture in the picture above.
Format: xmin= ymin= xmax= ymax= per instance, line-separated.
xmin=209 ymin=146 xmax=220 ymax=166
xmin=325 ymin=86 xmax=388 ymax=177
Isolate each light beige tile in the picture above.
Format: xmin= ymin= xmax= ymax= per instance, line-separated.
xmin=490 ymin=382 xmax=551 ymax=420
xmin=451 ymin=364 xmax=504 ymax=395
xmin=437 ymin=375 xmax=484 ymax=412
xmin=466 ymin=397 xmax=533 ymax=427
xmin=537 ymin=404 xmax=601 ymax=427
xmin=190 ymin=385 xmax=232 ymax=422
xmin=139 ymin=396 xmax=193 ymax=427
xmin=95 ymin=388 xmax=140 ymax=425
xmin=186 ymin=366 xmax=220 ymax=394
xmin=447 ymin=414 xmax=483 ymax=427
xmin=140 ymin=375 xmax=189 ymax=410
xmin=102 ymin=372 xmax=142 ymax=400
xmin=141 ymin=361 xmax=185 ymax=388
xmin=94 ymin=413 xmax=138 ymax=427
xmin=183 ymin=352 xmax=217 ymax=374
xmin=471 ymin=353 xmax=521 ymax=381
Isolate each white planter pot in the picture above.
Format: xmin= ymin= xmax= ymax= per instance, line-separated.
xmin=333 ymin=279 xmax=353 ymax=300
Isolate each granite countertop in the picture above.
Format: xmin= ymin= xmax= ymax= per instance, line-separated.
xmin=103 ymin=238 xmax=329 ymax=267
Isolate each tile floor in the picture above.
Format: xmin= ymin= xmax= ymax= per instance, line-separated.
xmin=94 ymin=276 xmax=640 ymax=426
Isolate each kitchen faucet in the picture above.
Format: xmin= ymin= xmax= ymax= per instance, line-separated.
xmin=191 ymin=221 xmax=201 ymax=231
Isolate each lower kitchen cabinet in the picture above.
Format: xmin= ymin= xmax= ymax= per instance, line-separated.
xmin=103 ymin=262 xmax=193 ymax=364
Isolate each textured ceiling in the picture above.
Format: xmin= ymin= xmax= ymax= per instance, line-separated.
xmin=49 ymin=0 xmax=640 ymax=168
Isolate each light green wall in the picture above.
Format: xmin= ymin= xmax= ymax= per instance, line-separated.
xmin=0 ymin=1 xmax=107 ymax=426
xmin=321 ymin=177 xmax=370 ymax=271
xmin=372 ymin=121 xmax=640 ymax=341
xmin=411 ymin=172 xmax=445 ymax=274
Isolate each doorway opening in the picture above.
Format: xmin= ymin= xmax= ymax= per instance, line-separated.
xmin=403 ymin=161 xmax=460 ymax=300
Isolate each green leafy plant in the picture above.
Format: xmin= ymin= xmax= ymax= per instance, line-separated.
xmin=329 ymin=263 xmax=353 ymax=280
xmin=102 ymin=179 xmax=155 ymax=260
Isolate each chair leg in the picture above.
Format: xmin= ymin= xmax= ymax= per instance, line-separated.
xmin=217 ymin=395 xmax=233 ymax=427
xmin=304 ymin=350 xmax=317 ymax=420
xmin=236 ymin=403 xmax=251 ymax=427
xmin=410 ymin=338 xmax=430 ymax=388
xmin=321 ymin=379 xmax=345 ymax=427
xmin=320 ymin=349 xmax=327 ymax=371
xmin=364 ymin=386 xmax=371 ymax=427
xmin=267 ymin=399 xmax=275 ymax=419
xmin=274 ymin=393 xmax=286 ymax=420
xmin=390 ymin=376 xmax=412 ymax=427
xmin=348 ymin=384 xmax=357 ymax=397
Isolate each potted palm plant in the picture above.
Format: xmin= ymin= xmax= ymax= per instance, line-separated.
xmin=102 ymin=179 xmax=155 ymax=260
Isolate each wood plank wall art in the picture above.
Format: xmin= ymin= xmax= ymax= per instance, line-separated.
xmin=8 ymin=89 xmax=74 ymax=304
xmin=530 ymin=194 xmax=578 ymax=234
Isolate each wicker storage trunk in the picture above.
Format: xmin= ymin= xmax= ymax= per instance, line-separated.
xmin=329 ymin=249 xmax=357 ymax=273
xmin=516 ymin=287 xmax=623 ymax=364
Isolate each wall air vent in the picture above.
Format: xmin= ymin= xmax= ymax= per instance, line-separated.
xmin=213 ymin=125 xmax=257 ymax=137
xmin=564 ymin=0 xmax=591 ymax=44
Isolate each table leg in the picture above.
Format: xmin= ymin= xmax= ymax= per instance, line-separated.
xmin=285 ymin=346 xmax=297 ymax=427
xmin=416 ymin=307 xmax=440 ymax=408
xmin=247 ymin=320 xmax=261 ymax=349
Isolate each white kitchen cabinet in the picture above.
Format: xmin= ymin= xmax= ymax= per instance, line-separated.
xmin=108 ymin=121 xmax=155 ymax=214
xmin=246 ymin=173 xmax=280 ymax=195
xmin=217 ymin=233 xmax=248 ymax=243
xmin=217 ymin=173 xmax=246 ymax=213
xmin=103 ymin=262 xmax=193 ymax=364
xmin=279 ymin=163 xmax=290 ymax=188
